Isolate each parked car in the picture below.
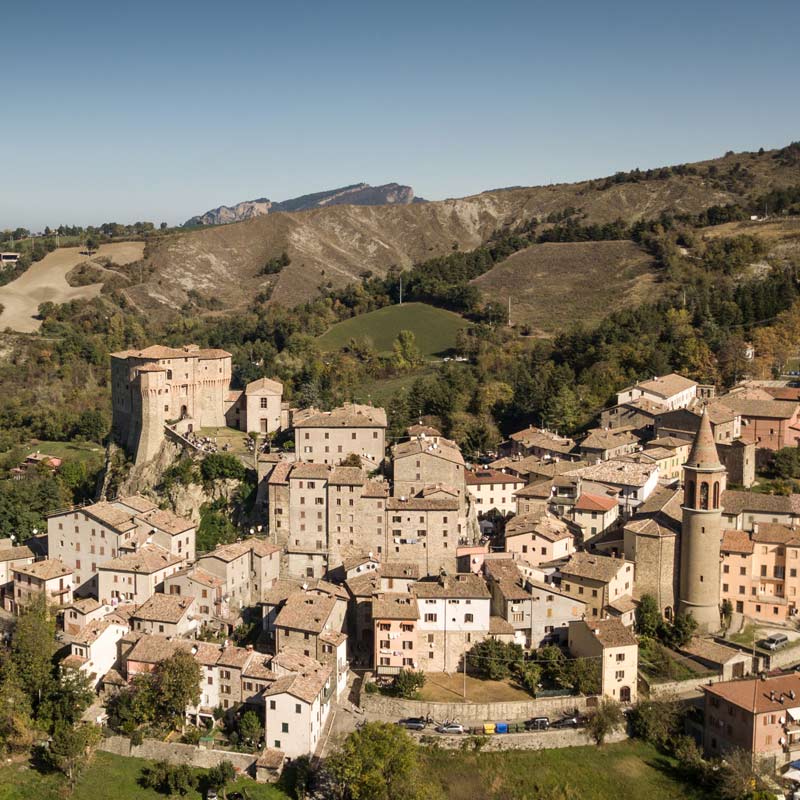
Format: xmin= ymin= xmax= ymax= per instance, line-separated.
xmin=551 ymin=713 xmax=585 ymax=729
xmin=763 ymin=633 xmax=789 ymax=651
xmin=524 ymin=716 xmax=550 ymax=731
xmin=437 ymin=722 xmax=465 ymax=734
xmin=397 ymin=717 xmax=429 ymax=730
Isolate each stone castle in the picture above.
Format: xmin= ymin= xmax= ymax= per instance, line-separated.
xmin=111 ymin=345 xmax=284 ymax=464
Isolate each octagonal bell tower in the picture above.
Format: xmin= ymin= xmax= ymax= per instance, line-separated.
xmin=678 ymin=406 xmax=726 ymax=633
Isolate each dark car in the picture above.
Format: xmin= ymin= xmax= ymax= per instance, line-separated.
xmin=398 ymin=717 xmax=429 ymax=730
xmin=551 ymin=713 xmax=586 ymax=729
xmin=524 ymin=716 xmax=550 ymax=731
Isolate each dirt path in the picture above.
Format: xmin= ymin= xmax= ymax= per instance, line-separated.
xmin=0 ymin=242 xmax=144 ymax=332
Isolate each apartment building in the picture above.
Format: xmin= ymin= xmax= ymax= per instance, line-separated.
xmin=164 ymin=566 xmax=226 ymax=628
xmin=504 ymin=512 xmax=575 ymax=567
xmin=720 ymin=523 xmax=800 ymax=621
xmin=564 ymin=459 xmax=660 ymax=515
xmin=0 ymin=544 xmax=34 ymax=611
xmin=572 ymin=492 xmax=619 ymax=537
xmin=392 ymin=436 xmax=466 ymax=499
xmin=98 ymin=545 xmax=185 ymax=605
xmin=716 ymin=396 xmax=800 ymax=451
xmin=373 ymin=593 xmax=419 ymax=673
xmin=465 ymin=468 xmax=525 ymax=516
xmin=47 ymin=495 xmax=195 ymax=595
xmin=559 ymin=552 xmax=634 ymax=620
xmin=568 ymin=619 xmax=638 ymax=704
xmin=414 ymin=573 xmax=492 ymax=672
xmin=63 ymin=618 xmax=129 ymax=689
xmin=722 ymin=490 xmax=798 ymax=531
xmin=616 ymin=372 xmax=698 ymax=411
xmin=293 ymin=404 xmax=387 ymax=468
xmin=130 ymin=594 xmax=198 ymax=637
xmin=12 ymin=559 xmax=73 ymax=612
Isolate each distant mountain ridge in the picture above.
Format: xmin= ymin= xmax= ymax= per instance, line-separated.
xmin=184 ymin=182 xmax=423 ymax=226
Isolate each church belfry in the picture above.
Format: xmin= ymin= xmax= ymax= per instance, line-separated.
xmin=678 ymin=406 xmax=726 ymax=632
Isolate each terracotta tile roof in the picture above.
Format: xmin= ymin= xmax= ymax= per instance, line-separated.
xmin=505 ymin=512 xmax=573 ymax=543
xmin=703 ymin=673 xmax=800 ymax=714
xmin=79 ymin=501 xmax=140 ymax=532
xmin=62 ymin=654 xmax=88 ymax=669
xmin=319 ymin=629 xmax=347 ymax=646
xmin=168 ymin=566 xmax=224 ymax=588
xmin=580 ymin=618 xmax=638 ymax=647
xmin=264 ymin=666 xmax=330 ymax=705
xmin=575 ymin=493 xmax=618 ymax=513
xmin=274 ymin=593 xmax=337 ymax=634
xmin=216 ymin=645 xmax=255 ymax=669
xmin=466 ymin=468 xmax=526 ymax=486
xmin=621 ymin=397 xmax=668 ymax=414
xmin=393 ymin=438 xmax=465 ymax=466
xmin=681 ymin=637 xmax=749 ymax=665
xmin=245 ymin=377 xmax=283 ymax=395
xmin=407 ymin=425 xmax=442 ymax=437
xmin=132 ymin=594 xmax=195 ymax=623
xmin=722 ymin=490 xmax=795 ymax=516
xmin=372 ymin=593 xmax=419 ymax=620
xmin=565 ymin=459 xmax=657 ymax=488
xmin=513 ymin=481 xmax=552 ymax=499
xmin=363 ymin=480 xmax=390 ymax=498
xmin=489 ymin=616 xmax=516 ymax=635
xmin=118 ymin=495 xmax=159 ymax=514
xmin=99 ymin=545 xmax=182 ymax=574
xmin=635 ymin=373 xmax=696 ymax=399
xmin=381 ymin=562 xmax=420 ymax=580
xmin=267 ymin=462 xmax=292 ymax=485
xmin=721 ymin=529 xmax=754 ymax=554
xmin=385 ymin=496 xmax=459 ymax=511
xmin=111 ymin=344 xmax=231 ymax=361
xmin=343 ymin=572 xmax=380 ymax=598
xmin=126 ymin=634 xmax=221 ymax=667
xmin=606 ymin=594 xmax=636 ymax=614
xmin=717 ymin=396 xmax=799 ymax=419
xmin=73 ymin=619 xmax=120 ymax=645
xmin=649 ymin=436 xmax=692 ymax=449
xmin=293 ymin=403 xmax=387 ymax=428
xmin=328 ymin=466 xmax=366 ymax=485
xmin=138 ymin=508 xmax=195 ymax=536
xmin=625 ymin=516 xmax=678 ymax=539
xmin=201 ymin=537 xmax=273 ymax=563
xmin=560 ymin=552 xmax=629 ymax=583
xmin=752 ymin=523 xmax=800 ymax=545
xmin=508 ymin=426 xmax=576 ymax=453
xmin=0 ymin=545 xmax=34 ymax=563
xmin=414 ymin=573 xmax=490 ymax=599
xmin=483 ymin=559 xmax=530 ymax=601
xmin=14 ymin=558 xmax=72 ymax=580
xmin=256 ymin=749 xmax=285 ymax=770
xmin=68 ymin=597 xmax=102 ymax=615
xmin=289 ymin=463 xmax=331 ymax=480
xmin=579 ymin=429 xmax=639 ymax=451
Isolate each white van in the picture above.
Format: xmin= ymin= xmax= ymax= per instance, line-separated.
xmin=763 ymin=633 xmax=789 ymax=651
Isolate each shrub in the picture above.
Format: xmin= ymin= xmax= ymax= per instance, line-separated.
xmin=393 ymin=669 xmax=426 ymax=699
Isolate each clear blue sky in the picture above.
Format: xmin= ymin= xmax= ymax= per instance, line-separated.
xmin=2 ymin=0 xmax=799 ymax=230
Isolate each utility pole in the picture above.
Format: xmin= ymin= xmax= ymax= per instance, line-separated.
xmin=507 ymin=296 xmax=511 ymax=327
xmin=399 ymin=275 xmax=403 ymax=305
xmin=463 ymin=643 xmax=467 ymax=700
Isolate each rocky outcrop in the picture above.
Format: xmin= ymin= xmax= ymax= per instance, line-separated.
xmin=166 ymin=478 xmax=241 ymax=525
xmin=183 ymin=182 xmax=420 ymax=227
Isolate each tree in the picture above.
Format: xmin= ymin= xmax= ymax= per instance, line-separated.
xmin=206 ymin=760 xmax=236 ymax=799
xmin=326 ymin=722 xmax=439 ymax=800
xmin=666 ymin=612 xmax=698 ymax=648
xmin=238 ymin=709 xmax=263 ymax=748
xmin=141 ymin=761 xmax=198 ymax=796
xmin=47 ymin=722 xmax=101 ymax=784
xmin=772 ymin=447 xmax=800 ymax=480
xmin=392 ymin=330 xmax=423 ymax=370
xmin=200 ymin=453 xmax=246 ymax=483
xmin=153 ymin=650 xmax=201 ymax=729
xmin=628 ymin=696 xmax=683 ymax=749
xmin=717 ymin=747 xmax=773 ymax=800
xmin=38 ymin=665 xmax=95 ymax=729
xmin=85 ymin=236 xmax=98 ymax=254
xmin=340 ymin=452 xmax=362 ymax=468
xmin=10 ymin=595 xmax=56 ymax=706
xmin=586 ymin=698 xmax=623 ymax=746
xmin=466 ymin=639 xmax=522 ymax=681
xmin=393 ymin=670 xmax=425 ymax=699
xmin=634 ymin=594 xmax=662 ymax=638
xmin=0 ymin=672 xmax=35 ymax=755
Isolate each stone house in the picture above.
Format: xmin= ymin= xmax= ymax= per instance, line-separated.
xmin=558 ymin=552 xmax=634 ymax=620
xmin=504 ymin=512 xmax=575 ymax=567
xmin=616 ymin=372 xmax=698 ymax=412
xmin=499 ymin=426 xmax=577 ymax=460
xmin=293 ymin=403 xmax=387 ymax=468
xmin=721 ymin=490 xmax=798 ymax=531
xmin=572 ymin=492 xmax=619 ymax=538
xmin=224 ymin=376 xmax=284 ymax=435
xmin=414 ymin=573 xmax=492 ymax=672
xmin=12 ymin=558 xmax=73 ymax=612
xmin=568 ymin=618 xmax=637 ymax=704
xmin=0 ymin=544 xmax=34 ymax=611
xmin=63 ymin=618 xmax=129 ymax=689
xmin=97 ymin=545 xmax=185 ymax=605
xmin=599 ymin=397 xmax=665 ymax=436
xmin=578 ymin=428 xmax=640 ymax=462
xmin=392 ymin=436 xmax=466 ymax=500
xmin=130 ymin=593 xmax=198 ymax=637
xmin=466 ymin=468 xmax=525 ymax=516
xmin=564 ymin=459 xmax=660 ymax=516
xmin=716 ymin=396 xmax=800 ymax=451
xmin=373 ymin=593 xmax=419 ymax=673
xmin=63 ymin=597 xmax=108 ymax=634
xmin=47 ymin=495 xmax=195 ymax=597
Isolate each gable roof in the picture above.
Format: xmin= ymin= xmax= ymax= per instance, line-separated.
xmin=635 ymin=373 xmax=696 ymax=399
xmin=560 ymin=552 xmax=629 ymax=583
xmin=245 ymin=377 xmax=283 ymax=395
xmin=293 ymin=403 xmax=387 ymax=428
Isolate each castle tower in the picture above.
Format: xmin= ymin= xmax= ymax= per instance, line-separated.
xmin=678 ymin=407 xmax=726 ymax=632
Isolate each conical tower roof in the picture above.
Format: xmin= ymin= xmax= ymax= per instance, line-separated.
xmin=685 ymin=406 xmax=722 ymax=470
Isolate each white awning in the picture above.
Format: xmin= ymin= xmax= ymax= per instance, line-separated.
xmin=788 ymin=707 xmax=800 ymax=722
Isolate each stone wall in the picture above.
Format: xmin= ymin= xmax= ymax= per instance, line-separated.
xmin=99 ymin=735 xmax=258 ymax=773
xmin=645 ymin=674 xmax=724 ymax=697
xmin=361 ymin=691 xmax=593 ymax=723
xmin=411 ymin=726 xmax=628 ymax=751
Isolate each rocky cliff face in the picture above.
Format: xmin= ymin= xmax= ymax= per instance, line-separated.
xmin=184 ymin=182 xmax=420 ymax=227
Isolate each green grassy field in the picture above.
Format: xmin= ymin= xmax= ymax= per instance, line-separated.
xmin=0 ymin=751 xmax=290 ymax=800
xmin=24 ymin=439 xmax=105 ymax=464
xmin=317 ymin=302 xmax=469 ymax=357
xmin=422 ymin=740 xmax=704 ymax=800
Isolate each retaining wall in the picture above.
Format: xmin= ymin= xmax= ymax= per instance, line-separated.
xmin=361 ymin=692 xmax=593 ymax=723
xmin=411 ymin=726 xmax=628 ymax=751
xmin=99 ymin=735 xmax=257 ymax=772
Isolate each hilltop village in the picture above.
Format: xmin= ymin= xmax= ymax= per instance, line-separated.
xmin=9 ymin=342 xmax=800 ymax=791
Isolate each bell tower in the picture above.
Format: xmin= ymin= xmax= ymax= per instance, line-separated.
xmin=678 ymin=407 xmax=726 ymax=632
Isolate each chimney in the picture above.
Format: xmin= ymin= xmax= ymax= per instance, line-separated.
xmin=753 ymin=523 xmax=759 ymax=535
xmin=770 ymin=689 xmax=776 ymax=700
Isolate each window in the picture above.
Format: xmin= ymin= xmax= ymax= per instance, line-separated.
xmin=295 ymin=704 xmax=301 ymax=714
xmin=260 ymin=397 xmax=268 ymax=408
xmin=281 ymin=723 xmax=289 ymax=733
xmin=424 ymin=613 xmax=437 ymax=622
xmin=464 ymin=614 xmax=474 ymax=623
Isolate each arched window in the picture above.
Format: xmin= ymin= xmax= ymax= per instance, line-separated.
xmin=713 ymin=481 xmax=720 ymax=508
xmin=700 ymin=482 xmax=709 ymax=510
xmin=686 ymin=481 xmax=696 ymax=507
